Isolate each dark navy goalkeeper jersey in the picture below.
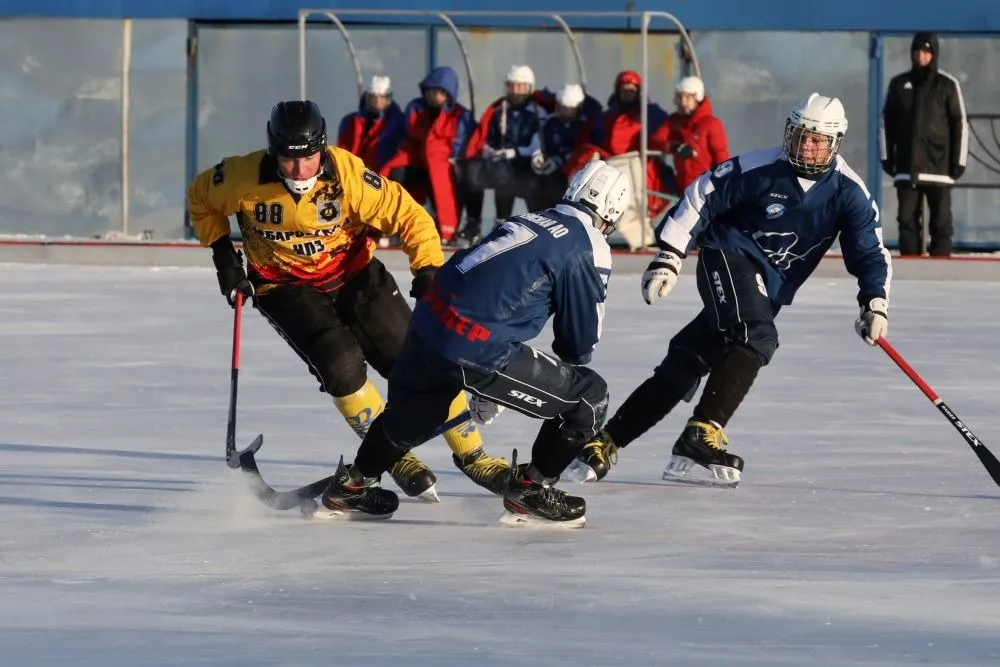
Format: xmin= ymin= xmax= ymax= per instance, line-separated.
xmin=410 ymin=202 xmax=612 ymax=372
xmin=655 ymin=146 xmax=892 ymax=305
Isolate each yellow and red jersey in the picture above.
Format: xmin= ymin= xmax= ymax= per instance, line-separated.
xmin=187 ymin=145 xmax=443 ymax=293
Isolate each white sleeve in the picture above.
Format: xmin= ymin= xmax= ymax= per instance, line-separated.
xmin=656 ymin=168 xmax=719 ymax=254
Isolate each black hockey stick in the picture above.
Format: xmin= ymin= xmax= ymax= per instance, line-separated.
xmin=232 ymin=409 xmax=476 ymax=510
xmin=224 ymin=291 xmax=246 ymax=465
xmin=879 ymin=338 xmax=1000 ymax=487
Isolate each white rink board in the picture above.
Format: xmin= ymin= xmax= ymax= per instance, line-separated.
xmin=0 ymin=264 xmax=998 ymax=667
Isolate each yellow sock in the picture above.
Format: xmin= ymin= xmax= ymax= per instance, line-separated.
xmin=332 ymin=378 xmax=385 ymax=440
xmin=442 ymin=392 xmax=482 ymax=458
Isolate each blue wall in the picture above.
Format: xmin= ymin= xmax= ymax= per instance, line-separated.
xmin=7 ymin=0 xmax=1000 ymax=32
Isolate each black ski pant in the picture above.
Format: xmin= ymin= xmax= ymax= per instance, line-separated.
xmin=896 ymin=183 xmax=954 ymax=256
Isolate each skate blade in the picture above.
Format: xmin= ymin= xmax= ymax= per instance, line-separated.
xmin=562 ymin=458 xmax=599 ymax=484
xmin=498 ymin=511 xmax=586 ymax=530
xmin=414 ymin=484 xmax=440 ymax=503
xmin=300 ymin=498 xmax=394 ymax=521
xmin=662 ymin=455 xmax=741 ymax=489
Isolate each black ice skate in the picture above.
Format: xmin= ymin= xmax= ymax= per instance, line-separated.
xmin=662 ymin=419 xmax=744 ymax=489
xmin=499 ymin=450 xmax=586 ymax=529
xmin=388 ymin=451 xmax=440 ymax=502
xmin=453 ymin=447 xmax=511 ymax=496
xmin=573 ymin=430 xmax=618 ymax=482
xmin=312 ymin=456 xmax=399 ymax=520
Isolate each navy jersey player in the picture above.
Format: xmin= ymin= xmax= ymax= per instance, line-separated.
xmin=318 ymin=160 xmax=629 ymax=527
xmin=576 ymin=93 xmax=892 ymax=488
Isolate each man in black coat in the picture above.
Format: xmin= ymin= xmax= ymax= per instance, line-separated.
xmin=881 ymin=32 xmax=968 ymax=256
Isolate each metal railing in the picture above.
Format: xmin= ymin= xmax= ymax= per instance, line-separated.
xmin=298 ymin=9 xmax=700 ymax=247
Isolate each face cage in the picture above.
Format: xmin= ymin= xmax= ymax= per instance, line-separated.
xmin=783 ymin=123 xmax=843 ymax=175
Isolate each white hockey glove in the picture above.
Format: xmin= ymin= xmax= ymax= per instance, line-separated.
xmin=468 ymin=394 xmax=506 ymax=426
xmin=530 ymin=150 xmax=547 ymax=174
xmin=641 ymin=250 xmax=683 ymax=305
xmin=855 ymin=297 xmax=888 ymax=346
xmin=492 ymin=147 xmax=516 ymax=161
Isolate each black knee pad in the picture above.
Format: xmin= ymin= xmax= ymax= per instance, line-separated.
xmin=738 ymin=321 xmax=779 ymax=367
xmin=559 ymin=367 xmax=609 ymax=441
xmin=303 ymin=331 xmax=368 ymax=396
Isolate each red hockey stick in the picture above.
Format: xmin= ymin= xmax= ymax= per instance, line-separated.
xmin=878 ymin=338 xmax=1000 ymax=487
xmin=224 ymin=291 xmax=245 ymax=463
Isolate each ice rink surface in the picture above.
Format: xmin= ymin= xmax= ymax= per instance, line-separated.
xmin=0 ymin=263 xmax=998 ymax=666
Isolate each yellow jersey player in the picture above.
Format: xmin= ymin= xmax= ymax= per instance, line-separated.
xmin=187 ymin=100 xmax=511 ymax=500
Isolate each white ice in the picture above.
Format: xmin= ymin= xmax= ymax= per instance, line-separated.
xmin=1 ymin=263 xmax=998 ymax=666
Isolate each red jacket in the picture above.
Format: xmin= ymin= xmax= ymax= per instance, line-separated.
xmin=565 ymin=101 xmax=676 ymax=217
xmin=336 ymin=101 xmax=405 ymax=173
xmin=664 ymin=96 xmax=730 ymax=192
xmin=382 ymin=99 xmax=474 ymax=241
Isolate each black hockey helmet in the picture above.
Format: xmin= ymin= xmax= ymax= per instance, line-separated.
xmin=266 ymin=100 xmax=327 ymax=158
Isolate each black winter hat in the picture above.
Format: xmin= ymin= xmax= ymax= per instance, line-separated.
xmin=911 ymin=32 xmax=938 ymax=57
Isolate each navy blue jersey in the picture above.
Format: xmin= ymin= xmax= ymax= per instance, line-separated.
xmin=485 ymin=99 xmax=548 ymax=158
xmin=655 ymin=146 xmax=892 ymax=305
xmin=410 ymin=203 xmax=612 ymax=372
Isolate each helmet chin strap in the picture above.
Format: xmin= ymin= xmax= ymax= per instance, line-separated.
xmin=283 ymin=174 xmax=318 ymax=194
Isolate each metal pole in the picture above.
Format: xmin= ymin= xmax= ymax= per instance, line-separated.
xmin=298 ymin=12 xmax=308 ymax=99
xmin=322 ymin=12 xmax=365 ymax=99
xmin=550 ymin=14 xmax=587 ymax=91
xmin=435 ymin=13 xmax=476 ymax=118
xmin=640 ymin=13 xmax=650 ymax=248
xmin=121 ymin=18 xmax=132 ymax=236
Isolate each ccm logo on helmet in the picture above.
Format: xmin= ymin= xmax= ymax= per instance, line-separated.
xmin=508 ymin=390 xmax=546 ymax=407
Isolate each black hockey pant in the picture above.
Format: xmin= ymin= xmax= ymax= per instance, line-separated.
xmin=604 ymin=249 xmax=780 ymax=445
xmin=252 ymin=258 xmax=411 ymax=397
xmin=354 ymin=331 xmax=609 ymax=479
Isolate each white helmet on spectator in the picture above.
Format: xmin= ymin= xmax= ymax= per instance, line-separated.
xmin=557 ymin=83 xmax=586 ymax=109
xmin=505 ymin=65 xmax=536 ymax=90
xmin=675 ymin=76 xmax=705 ymax=102
xmin=367 ymin=75 xmax=392 ymax=96
xmin=563 ymin=160 xmax=631 ymax=234
xmin=783 ymin=93 xmax=848 ymax=175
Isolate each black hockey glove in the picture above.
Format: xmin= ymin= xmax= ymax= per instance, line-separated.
xmin=211 ymin=237 xmax=254 ymax=307
xmin=410 ymin=266 xmax=438 ymax=300
xmin=675 ymin=143 xmax=697 ymax=159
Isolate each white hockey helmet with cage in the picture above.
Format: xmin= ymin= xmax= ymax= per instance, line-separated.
xmin=783 ymin=93 xmax=848 ymax=175
xmin=504 ymin=65 xmax=536 ymax=90
xmin=563 ymin=160 xmax=631 ymax=234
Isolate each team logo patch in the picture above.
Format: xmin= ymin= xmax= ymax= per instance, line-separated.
xmin=316 ymin=199 xmax=342 ymax=225
xmin=714 ymin=160 xmax=734 ymax=178
xmin=765 ymin=203 xmax=785 ymax=219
